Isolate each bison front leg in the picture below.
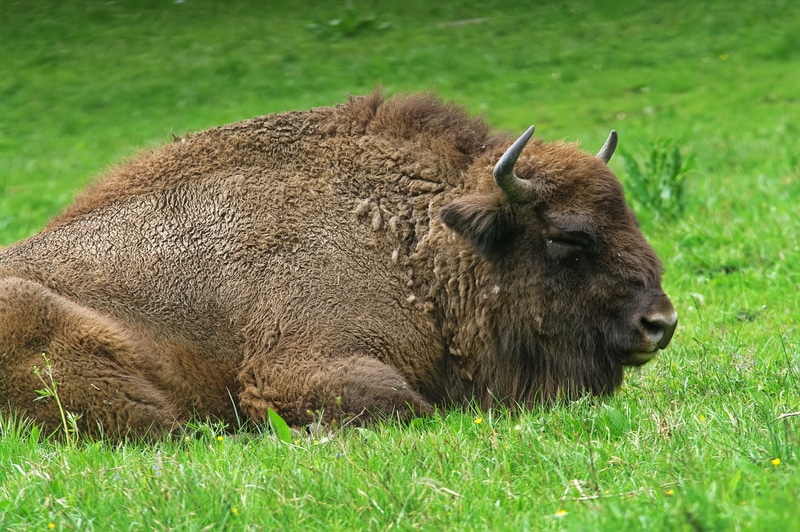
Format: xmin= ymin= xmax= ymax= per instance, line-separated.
xmin=0 ymin=277 xmax=181 ymax=439
xmin=238 ymin=350 xmax=433 ymax=428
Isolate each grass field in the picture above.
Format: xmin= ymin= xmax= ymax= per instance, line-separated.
xmin=1 ymin=0 xmax=800 ymax=529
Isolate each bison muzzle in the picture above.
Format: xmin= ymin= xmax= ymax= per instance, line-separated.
xmin=0 ymin=90 xmax=677 ymax=438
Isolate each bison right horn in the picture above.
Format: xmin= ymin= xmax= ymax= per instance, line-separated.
xmin=596 ymin=130 xmax=618 ymax=163
xmin=494 ymin=125 xmax=536 ymax=204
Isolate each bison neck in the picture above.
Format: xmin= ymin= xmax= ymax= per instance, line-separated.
xmin=466 ymin=329 xmax=625 ymax=408
xmin=430 ymin=262 xmax=624 ymax=408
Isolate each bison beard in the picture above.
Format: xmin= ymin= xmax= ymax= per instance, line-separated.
xmin=0 ymin=89 xmax=677 ymax=439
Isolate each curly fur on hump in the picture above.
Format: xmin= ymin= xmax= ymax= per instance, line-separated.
xmin=59 ymin=88 xmax=498 ymax=221
xmin=0 ymin=89 xmax=675 ymax=438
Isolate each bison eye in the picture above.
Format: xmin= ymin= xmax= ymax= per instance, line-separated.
xmin=545 ymin=229 xmax=595 ymax=259
xmin=547 ymin=237 xmax=584 ymax=250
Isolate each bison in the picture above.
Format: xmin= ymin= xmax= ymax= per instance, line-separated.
xmin=0 ymin=90 xmax=677 ymax=438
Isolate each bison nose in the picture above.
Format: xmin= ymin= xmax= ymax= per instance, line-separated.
xmin=640 ymin=307 xmax=678 ymax=350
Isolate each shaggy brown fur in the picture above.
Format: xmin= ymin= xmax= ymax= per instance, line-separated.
xmin=0 ymin=89 xmax=677 ymax=438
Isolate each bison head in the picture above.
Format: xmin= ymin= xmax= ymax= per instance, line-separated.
xmin=439 ymin=127 xmax=677 ymax=401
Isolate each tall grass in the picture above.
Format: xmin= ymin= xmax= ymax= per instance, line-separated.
xmin=1 ymin=0 xmax=799 ymax=529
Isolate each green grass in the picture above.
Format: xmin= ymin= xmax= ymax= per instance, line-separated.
xmin=1 ymin=0 xmax=800 ymax=529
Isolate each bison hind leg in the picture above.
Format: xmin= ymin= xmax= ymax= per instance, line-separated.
xmin=0 ymin=277 xmax=181 ymax=440
xmin=238 ymin=353 xmax=433 ymax=429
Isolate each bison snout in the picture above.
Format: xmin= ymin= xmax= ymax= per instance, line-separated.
xmin=621 ymin=295 xmax=678 ymax=366
xmin=638 ymin=299 xmax=678 ymax=351
xmin=640 ymin=311 xmax=678 ymax=350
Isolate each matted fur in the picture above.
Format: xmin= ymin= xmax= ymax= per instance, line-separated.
xmin=0 ymin=89 xmax=676 ymax=438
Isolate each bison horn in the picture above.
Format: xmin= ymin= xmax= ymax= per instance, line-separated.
xmin=494 ymin=125 xmax=536 ymax=203
xmin=596 ymin=130 xmax=618 ymax=163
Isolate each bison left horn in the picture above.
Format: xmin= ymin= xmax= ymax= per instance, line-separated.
xmin=494 ymin=125 xmax=536 ymax=204
xmin=596 ymin=130 xmax=618 ymax=163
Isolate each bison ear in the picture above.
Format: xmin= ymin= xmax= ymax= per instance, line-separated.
xmin=440 ymin=195 xmax=515 ymax=256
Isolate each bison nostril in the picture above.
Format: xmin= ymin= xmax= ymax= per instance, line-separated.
xmin=640 ymin=311 xmax=678 ymax=349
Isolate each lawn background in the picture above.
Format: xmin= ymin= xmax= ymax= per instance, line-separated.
xmin=1 ymin=0 xmax=799 ymax=529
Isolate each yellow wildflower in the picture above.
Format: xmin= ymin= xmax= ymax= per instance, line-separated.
xmin=217 ymin=435 xmax=224 ymax=442
xmin=664 ymin=489 xmax=675 ymax=496
xmin=48 ymin=525 xmax=56 ymax=530
xmin=554 ymin=509 xmax=568 ymax=518
xmin=474 ymin=417 xmax=483 ymax=424
xmin=231 ymin=507 xmax=239 ymax=516
xmin=771 ymin=458 xmax=781 ymax=466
